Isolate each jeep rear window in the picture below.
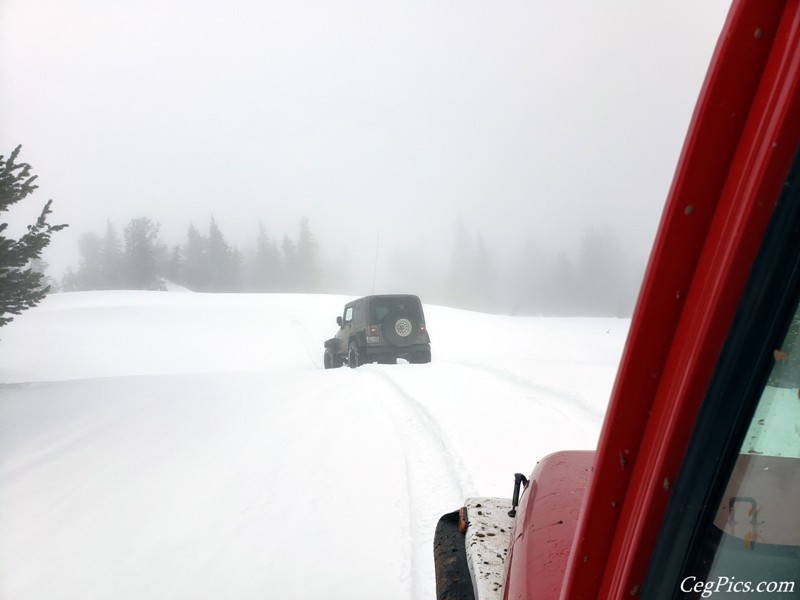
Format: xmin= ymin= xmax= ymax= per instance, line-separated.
xmin=370 ymin=297 xmax=421 ymax=323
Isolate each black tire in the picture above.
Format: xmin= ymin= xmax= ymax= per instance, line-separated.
xmin=348 ymin=340 xmax=363 ymax=368
xmin=382 ymin=311 xmax=418 ymax=347
xmin=324 ymin=348 xmax=343 ymax=369
xmin=433 ymin=510 xmax=475 ymax=600
xmin=410 ymin=348 xmax=431 ymax=364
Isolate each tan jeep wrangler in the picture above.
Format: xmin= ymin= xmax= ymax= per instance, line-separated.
xmin=323 ymin=294 xmax=431 ymax=368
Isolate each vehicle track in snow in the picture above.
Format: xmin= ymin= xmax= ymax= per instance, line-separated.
xmin=358 ymin=367 xmax=476 ymax=600
xmin=452 ymin=361 xmax=604 ymax=433
xmin=290 ymin=319 xmax=323 ymax=369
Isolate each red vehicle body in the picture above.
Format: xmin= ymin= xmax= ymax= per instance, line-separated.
xmin=436 ymin=1 xmax=800 ymax=598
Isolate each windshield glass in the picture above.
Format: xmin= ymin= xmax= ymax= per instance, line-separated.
xmin=701 ymin=302 xmax=800 ymax=594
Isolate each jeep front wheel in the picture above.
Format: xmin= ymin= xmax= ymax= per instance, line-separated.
xmin=324 ymin=348 xmax=343 ymax=369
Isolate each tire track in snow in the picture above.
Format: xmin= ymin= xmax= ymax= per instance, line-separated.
xmin=289 ymin=319 xmax=323 ymax=369
xmin=452 ymin=361 xmax=604 ymax=432
xmin=359 ymin=367 xmax=476 ymax=600
xmin=370 ymin=368 xmax=477 ymax=499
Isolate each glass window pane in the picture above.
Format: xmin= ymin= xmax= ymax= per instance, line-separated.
xmin=698 ymin=305 xmax=800 ymax=597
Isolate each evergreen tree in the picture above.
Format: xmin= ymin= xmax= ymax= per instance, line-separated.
xmin=77 ymin=232 xmax=103 ymax=290
xmin=229 ymin=247 xmax=243 ymax=291
xmin=182 ymin=223 xmax=207 ymax=291
xmin=281 ymin=234 xmax=298 ymax=291
xmin=443 ymin=217 xmax=497 ymax=311
xmin=123 ymin=217 xmax=162 ymax=290
xmin=30 ymin=257 xmax=56 ymax=293
xmin=0 ymin=146 xmax=67 ymax=327
xmin=167 ymin=244 xmax=183 ymax=285
xmin=471 ymin=233 xmax=494 ymax=312
xmin=512 ymin=238 xmax=548 ymax=315
xmin=61 ymin=266 xmax=79 ymax=292
xmin=251 ymin=221 xmax=282 ymax=292
xmin=296 ymin=216 xmax=319 ymax=292
xmin=99 ymin=220 xmax=124 ymax=289
xmin=576 ymin=229 xmax=636 ymax=316
xmin=546 ymin=252 xmax=580 ymax=315
xmin=206 ymin=216 xmax=240 ymax=291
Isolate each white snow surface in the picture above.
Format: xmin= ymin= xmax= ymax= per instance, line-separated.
xmin=0 ymin=291 xmax=628 ymax=600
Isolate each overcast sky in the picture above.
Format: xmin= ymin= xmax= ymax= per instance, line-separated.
xmin=1 ymin=0 xmax=731 ymax=286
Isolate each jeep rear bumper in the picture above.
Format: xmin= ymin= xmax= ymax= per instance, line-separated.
xmin=364 ymin=343 xmax=430 ymax=358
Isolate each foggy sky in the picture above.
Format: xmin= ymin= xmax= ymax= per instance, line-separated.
xmin=1 ymin=0 xmax=731 ymax=291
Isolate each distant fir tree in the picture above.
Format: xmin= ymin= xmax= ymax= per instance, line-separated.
xmin=250 ymin=220 xmax=282 ymax=292
xmin=30 ymin=257 xmax=57 ymax=293
xmin=205 ymin=216 xmax=240 ymax=291
xmin=182 ymin=223 xmax=207 ymax=291
xmin=511 ymin=237 xmax=548 ymax=315
xmin=99 ymin=220 xmax=125 ymax=289
xmin=61 ymin=266 xmax=80 ymax=292
xmin=471 ymin=233 xmax=494 ymax=312
xmin=547 ymin=252 xmax=580 ymax=316
xmin=295 ymin=217 xmax=319 ymax=292
xmin=230 ymin=247 xmax=243 ymax=290
xmin=576 ymin=229 xmax=636 ymax=316
xmin=166 ymin=244 xmax=183 ymax=285
xmin=123 ymin=217 xmax=164 ymax=290
xmin=77 ymin=232 xmax=103 ymax=290
xmin=0 ymin=146 xmax=67 ymax=327
xmin=281 ymin=234 xmax=298 ymax=291
xmin=444 ymin=217 xmax=497 ymax=311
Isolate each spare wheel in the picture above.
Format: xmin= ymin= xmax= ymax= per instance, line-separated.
xmin=383 ymin=311 xmax=418 ymax=347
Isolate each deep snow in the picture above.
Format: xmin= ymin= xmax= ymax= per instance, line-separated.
xmin=0 ymin=291 xmax=628 ymax=599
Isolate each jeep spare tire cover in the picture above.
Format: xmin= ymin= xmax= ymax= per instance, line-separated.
xmin=383 ymin=311 xmax=418 ymax=347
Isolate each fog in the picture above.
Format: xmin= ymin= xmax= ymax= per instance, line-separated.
xmin=1 ymin=1 xmax=730 ymax=314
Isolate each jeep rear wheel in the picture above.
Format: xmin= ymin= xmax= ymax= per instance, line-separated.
xmin=409 ymin=348 xmax=432 ymax=364
xmin=348 ymin=341 xmax=363 ymax=368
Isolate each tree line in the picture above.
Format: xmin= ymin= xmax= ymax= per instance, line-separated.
xmin=442 ymin=220 xmax=642 ymax=317
xmin=0 ymin=143 xmax=651 ymax=328
xmin=62 ymin=216 xmax=321 ymax=294
xmin=61 ymin=214 xmax=641 ymax=317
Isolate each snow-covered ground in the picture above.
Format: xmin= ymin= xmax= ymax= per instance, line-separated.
xmin=0 ymin=291 xmax=629 ymax=600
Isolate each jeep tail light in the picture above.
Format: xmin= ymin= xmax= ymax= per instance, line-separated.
xmin=420 ymin=323 xmax=426 ymax=331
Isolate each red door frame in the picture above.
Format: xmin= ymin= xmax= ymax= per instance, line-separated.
xmin=555 ymin=1 xmax=800 ymax=598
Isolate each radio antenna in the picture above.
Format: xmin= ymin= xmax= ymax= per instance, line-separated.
xmin=371 ymin=233 xmax=380 ymax=294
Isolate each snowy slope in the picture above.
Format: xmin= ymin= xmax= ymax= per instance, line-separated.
xmin=0 ymin=292 xmax=628 ymax=600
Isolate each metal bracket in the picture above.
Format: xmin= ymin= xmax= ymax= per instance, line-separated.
xmin=508 ymin=473 xmax=529 ymax=517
